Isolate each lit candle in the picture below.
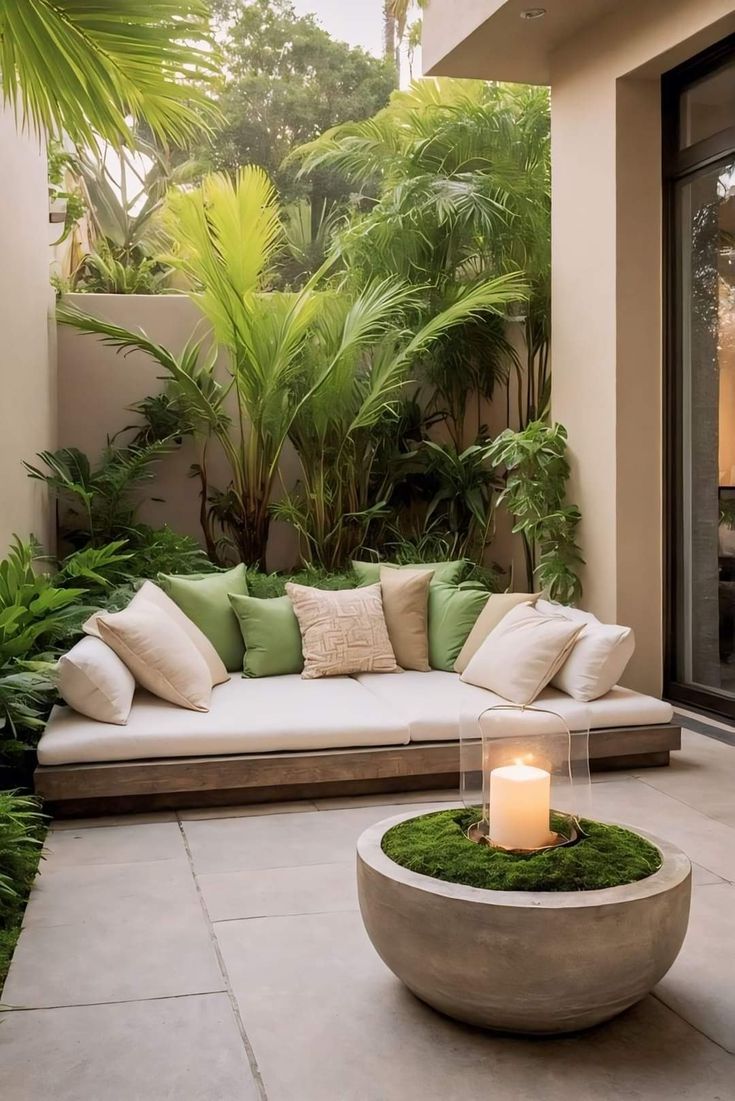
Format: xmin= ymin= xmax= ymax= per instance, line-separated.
xmin=489 ymin=763 xmax=551 ymax=850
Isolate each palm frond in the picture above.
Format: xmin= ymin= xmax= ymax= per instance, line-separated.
xmin=0 ymin=0 xmax=219 ymax=146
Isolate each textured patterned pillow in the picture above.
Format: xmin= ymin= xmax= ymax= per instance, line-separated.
xmin=286 ymin=582 xmax=399 ymax=679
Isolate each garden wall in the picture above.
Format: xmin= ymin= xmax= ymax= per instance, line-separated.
xmin=0 ymin=106 xmax=56 ymax=555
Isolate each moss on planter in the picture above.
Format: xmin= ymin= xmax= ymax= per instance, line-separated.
xmin=381 ymin=808 xmax=662 ymax=892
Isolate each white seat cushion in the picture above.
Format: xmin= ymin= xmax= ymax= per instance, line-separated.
xmin=354 ymin=671 xmax=673 ymax=742
xmin=37 ymin=675 xmax=409 ymax=766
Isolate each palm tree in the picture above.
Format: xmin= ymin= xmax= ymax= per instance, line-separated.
xmin=293 ymin=78 xmax=551 ymax=432
xmin=59 ymin=167 xmax=526 ymax=568
xmin=0 ymin=1 xmax=217 ymax=147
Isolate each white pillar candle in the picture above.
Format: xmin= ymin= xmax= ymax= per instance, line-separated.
xmin=489 ymin=763 xmax=551 ymax=850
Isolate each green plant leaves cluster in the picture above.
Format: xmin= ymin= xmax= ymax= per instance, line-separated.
xmin=60 ymin=166 xmax=527 ymax=569
xmin=487 ymin=421 xmax=584 ymax=603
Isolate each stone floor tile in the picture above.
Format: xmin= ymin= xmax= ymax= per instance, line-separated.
xmin=201 ymin=860 xmax=358 ymax=922
xmin=314 ymin=788 xmax=460 ymax=809
xmin=656 ymin=881 xmax=735 ymax=1053
xmin=50 ymin=810 xmax=178 ymax=830
xmin=635 ymin=729 xmax=735 ymax=811
xmin=183 ymin=804 xmax=447 ymax=874
xmin=179 ymin=799 xmax=319 ymax=821
xmin=0 ymin=993 xmax=259 ymax=1101
xmin=588 ymin=778 xmax=735 ymax=882
xmin=2 ymin=860 xmax=223 ymax=1007
xmin=42 ymin=821 xmax=186 ymax=867
xmin=216 ymin=910 xmax=735 ymax=1101
xmin=691 ymin=862 xmax=727 ymax=886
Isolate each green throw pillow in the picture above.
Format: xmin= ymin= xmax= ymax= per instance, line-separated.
xmin=158 ymin=563 xmax=248 ymax=672
xmin=352 ymin=559 xmax=469 ymax=587
xmin=428 ymin=582 xmax=490 ymax=671
xmin=229 ymin=593 xmax=304 ymax=677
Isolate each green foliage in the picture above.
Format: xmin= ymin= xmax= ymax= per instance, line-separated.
xmin=48 ymin=139 xmax=85 ymax=246
xmin=487 ymin=421 xmax=583 ymax=603
xmin=69 ymin=243 xmax=162 ymax=295
xmin=294 ymin=78 xmax=550 ymax=438
xmin=244 ymin=567 xmax=358 ymax=599
xmin=60 ymin=167 xmax=525 ymax=570
xmin=390 ymin=441 xmax=501 ymax=561
xmin=59 ymin=138 xmax=205 ymax=295
xmin=0 ymin=538 xmax=86 ymax=755
xmin=382 ymin=808 xmax=662 ymax=893
xmin=0 ymin=538 xmax=87 ymax=665
xmin=25 ymin=442 xmax=174 ymax=548
xmin=0 ymin=0 xmax=218 ymax=148
xmin=206 ymin=0 xmax=395 ymax=208
xmin=0 ymin=792 xmax=46 ymax=990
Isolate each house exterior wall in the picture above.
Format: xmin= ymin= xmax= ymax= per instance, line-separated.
xmin=549 ymin=0 xmax=735 ymax=694
xmin=423 ymin=0 xmax=735 ymax=694
xmin=0 ymin=106 xmax=55 ymax=555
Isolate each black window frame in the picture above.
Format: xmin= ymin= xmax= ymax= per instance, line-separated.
xmin=663 ymin=32 xmax=735 ymax=720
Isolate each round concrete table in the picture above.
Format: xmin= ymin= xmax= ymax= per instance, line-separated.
xmin=357 ymin=809 xmax=691 ymax=1034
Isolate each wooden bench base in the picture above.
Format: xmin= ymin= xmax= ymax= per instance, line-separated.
xmin=35 ymin=722 xmax=681 ymax=818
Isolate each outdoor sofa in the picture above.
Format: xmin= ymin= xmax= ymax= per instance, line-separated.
xmin=34 ymin=670 xmax=679 ymax=817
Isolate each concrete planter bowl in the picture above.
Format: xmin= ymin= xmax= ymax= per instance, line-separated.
xmin=357 ymin=809 xmax=692 ymax=1034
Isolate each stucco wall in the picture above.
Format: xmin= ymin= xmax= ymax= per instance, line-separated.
xmin=549 ymin=0 xmax=735 ymax=693
xmin=0 ymin=107 xmax=55 ymax=555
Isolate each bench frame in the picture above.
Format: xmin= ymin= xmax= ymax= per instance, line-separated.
xmin=34 ymin=721 xmax=682 ymax=817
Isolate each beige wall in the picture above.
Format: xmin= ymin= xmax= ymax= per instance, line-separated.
xmin=549 ymin=0 xmax=735 ymax=694
xmin=0 ymin=107 xmax=55 ymax=555
xmin=423 ymin=0 xmax=735 ymax=694
xmin=56 ymin=294 xmax=301 ymax=571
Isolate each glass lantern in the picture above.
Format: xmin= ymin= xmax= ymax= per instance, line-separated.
xmin=459 ymin=703 xmax=592 ymax=851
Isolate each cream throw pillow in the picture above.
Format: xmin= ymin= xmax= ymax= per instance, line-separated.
xmin=460 ymin=602 xmax=584 ymax=705
xmin=454 ymin=591 xmax=539 ymax=673
xmin=58 ymin=636 xmax=136 ymax=725
xmin=535 ymin=599 xmax=635 ymax=701
xmin=287 ymin=582 xmax=399 ymax=679
xmin=94 ymin=606 xmax=212 ymax=711
xmin=379 ymin=566 xmax=433 ymax=671
xmin=84 ymin=580 xmax=229 ymax=688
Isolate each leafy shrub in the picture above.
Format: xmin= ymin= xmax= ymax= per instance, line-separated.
xmin=245 ymin=567 xmax=359 ymax=598
xmin=487 ymin=421 xmax=583 ymax=604
xmin=0 ymin=792 xmax=46 ymax=990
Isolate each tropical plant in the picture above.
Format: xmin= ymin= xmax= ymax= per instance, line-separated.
xmin=0 ymin=791 xmax=45 ymax=988
xmin=0 ymin=1 xmax=218 ymax=147
xmin=486 ymin=422 xmax=584 ymax=604
xmin=293 ymin=78 xmax=551 ymax=438
xmin=68 ymin=243 xmax=162 ymax=295
xmin=277 ymin=200 xmax=341 ymax=288
xmin=0 ymin=538 xmax=85 ymax=755
xmin=48 ymin=140 xmax=85 ymax=246
xmin=389 ymin=440 xmax=502 ymax=561
xmin=271 ymin=275 xmax=526 ymax=570
xmin=59 ymin=167 xmax=527 ymax=568
xmin=59 ymin=138 xmax=205 ymax=293
xmin=25 ymin=441 xmax=177 ymax=548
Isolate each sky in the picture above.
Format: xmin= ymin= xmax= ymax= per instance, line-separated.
xmin=290 ymin=0 xmax=385 ymax=57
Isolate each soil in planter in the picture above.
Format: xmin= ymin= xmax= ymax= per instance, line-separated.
xmin=381 ymin=808 xmax=662 ymax=892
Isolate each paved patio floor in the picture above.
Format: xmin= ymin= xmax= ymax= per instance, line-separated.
xmin=1 ymin=726 xmax=735 ymax=1100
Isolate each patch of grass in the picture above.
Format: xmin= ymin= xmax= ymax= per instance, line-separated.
xmin=0 ymin=793 xmax=46 ymax=993
xmin=382 ymin=807 xmax=662 ymax=893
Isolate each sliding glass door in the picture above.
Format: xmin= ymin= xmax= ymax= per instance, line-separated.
xmin=665 ymin=38 xmax=735 ymax=716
